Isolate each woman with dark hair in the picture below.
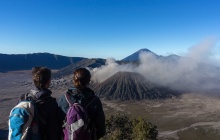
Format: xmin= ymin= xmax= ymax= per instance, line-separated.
xmin=58 ymin=68 xmax=106 ymax=140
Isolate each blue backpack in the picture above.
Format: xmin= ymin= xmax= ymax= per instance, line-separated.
xmin=63 ymin=93 xmax=97 ymax=140
xmin=8 ymin=93 xmax=46 ymax=140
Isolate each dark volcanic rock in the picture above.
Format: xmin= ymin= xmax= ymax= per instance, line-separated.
xmin=93 ymin=71 xmax=175 ymax=100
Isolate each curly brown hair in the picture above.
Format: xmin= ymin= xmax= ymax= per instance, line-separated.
xmin=73 ymin=68 xmax=91 ymax=90
xmin=32 ymin=66 xmax=51 ymax=89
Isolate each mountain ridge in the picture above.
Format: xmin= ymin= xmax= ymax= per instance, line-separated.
xmin=0 ymin=53 xmax=85 ymax=72
xmin=53 ymin=58 xmax=106 ymax=78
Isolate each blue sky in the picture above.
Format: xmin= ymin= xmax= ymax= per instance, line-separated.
xmin=0 ymin=0 xmax=219 ymax=60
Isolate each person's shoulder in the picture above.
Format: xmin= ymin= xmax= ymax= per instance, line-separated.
xmin=39 ymin=92 xmax=53 ymax=101
xmin=40 ymin=90 xmax=57 ymax=104
xmin=83 ymin=87 xmax=95 ymax=96
xmin=58 ymin=92 xmax=68 ymax=103
xmin=88 ymin=94 xmax=101 ymax=106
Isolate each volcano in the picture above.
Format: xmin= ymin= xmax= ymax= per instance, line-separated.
xmin=93 ymin=71 xmax=176 ymax=100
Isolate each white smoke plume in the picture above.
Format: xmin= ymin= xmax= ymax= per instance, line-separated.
xmin=91 ymin=39 xmax=220 ymax=93
xmin=91 ymin=58 xmax=134 ymax=83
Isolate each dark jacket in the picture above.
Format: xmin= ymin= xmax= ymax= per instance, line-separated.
xmin=31 ymin=88 xmax=61 ymax=140
xmin=58 ymin=87 xmax=106 ymax=140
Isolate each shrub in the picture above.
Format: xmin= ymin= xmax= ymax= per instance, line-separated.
xmin=101 ymin=114 xmax=158 ymax=140
xmin=132 ymin=117 xmax=158 ymax=140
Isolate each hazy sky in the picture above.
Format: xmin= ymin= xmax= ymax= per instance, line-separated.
xmin=0 ymin=0 xmax=220 ymax=60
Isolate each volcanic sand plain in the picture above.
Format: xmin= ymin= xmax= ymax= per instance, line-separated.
xmin=1 ymin=71 xmax=220 ymax=140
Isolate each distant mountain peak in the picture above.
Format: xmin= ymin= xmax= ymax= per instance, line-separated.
xmin=138 ymin=48 xmax=151 ymax=52
xmin=121 ymin=48 xmax=156 ymax=62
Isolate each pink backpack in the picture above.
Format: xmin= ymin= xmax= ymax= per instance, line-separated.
xmin=63 ymin=94 xmax=97 ymax=140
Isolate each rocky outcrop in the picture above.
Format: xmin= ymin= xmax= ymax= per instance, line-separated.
xmin=53 ymin=58 xmax=105 ymax=78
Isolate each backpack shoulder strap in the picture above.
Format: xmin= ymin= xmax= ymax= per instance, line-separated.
xmin=17 ymin=92 xmax=48 ymax=127
xmin=64 ymin=93 xmax=73 ymax=107
xmin=64 ymin=87 xmax=78 ymax=106
xmin=85 ymin=95 xmax=98 ymax=109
